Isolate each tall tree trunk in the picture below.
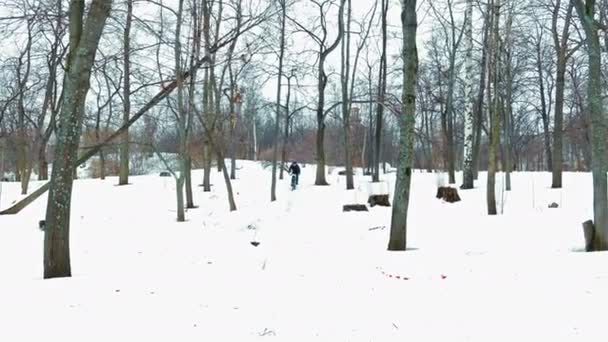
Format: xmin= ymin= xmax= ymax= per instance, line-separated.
xmin=17 ymin=20 xmax=33 ymax=195
xmin=314 ymin=0 xmax=345 ymax=186
xmin=445 ymin=64 xmax=456 ymax=185
xmin=461 ymin=0 xmax=475 ymax=190
xmin=230 ymin=92 xmax=237 ymax=180
xmin=367 ymin=65 xmax=374 ymax=175
xmin=551 ymin=1 xmax=573 ymax=188
xmin=573 ymin=0 xmax=608 ymax=250
xmin=119 ymin=0 xmax=133 ymax=186
xmin=37 ymin=4 xmax=62 ymax=182
xmin=175 ymin=0 xmax=186 ymax=222
xmin=185 ymin=156 xmax=194 ymax=208
xmin=373 ymin=0 xmax=388 ymax=183
xmin=271 ymin=0 xmax=286 ymax=201
xmin=388 ymin=0 xmax=417 ymax=251
xmin=219 ymin=151 xmax=237 ymax=211
xmin=472 ymin=6 xmax=491 ymax=180
xmin=535 ymin=39 xmax=553 ymax=172
xmin=280 ymin=74 xmax=292 ymax=181
xmin=341 ymin=0 xmax=354 ymax=190
xmin=201 ymin=0 xmax=212 ymax=192
xmin=201 ymin=68 xmax=212 ymax=192
xmin=38 ymin=146 xmax=49 ymax=180
xmin=44 ymin=0 xmax=112 ymax=279
xmin=504 ymin=3 xmax=513 ymax=191
xmin=487 ymin=0 xmax=500 ymax=215
xmin=186 ymin=0 xmax=201 ymax=208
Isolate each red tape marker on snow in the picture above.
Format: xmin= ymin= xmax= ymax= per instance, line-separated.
xmin=376 ymin=266 xmax=446 ymax=281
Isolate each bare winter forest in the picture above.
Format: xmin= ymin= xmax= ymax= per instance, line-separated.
xmin=0 ymin=0 xmax=608 ymax=339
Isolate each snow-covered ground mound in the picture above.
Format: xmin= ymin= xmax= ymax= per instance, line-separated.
xmin=0 ymin=162 xmax=606 ymax=341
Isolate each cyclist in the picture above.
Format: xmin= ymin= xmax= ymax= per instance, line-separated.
xmin=288 ymin=161 xmax=301 ymax=190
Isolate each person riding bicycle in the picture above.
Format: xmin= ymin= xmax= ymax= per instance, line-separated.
xmin=288 ymin=161 xmax=301 ymax=188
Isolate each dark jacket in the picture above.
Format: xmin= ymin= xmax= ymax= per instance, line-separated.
xmin=288 ymin=163 xmax=301 ymax=175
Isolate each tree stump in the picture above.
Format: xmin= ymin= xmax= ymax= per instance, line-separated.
xmin=548 ymin=202 xmax=559 ymax=208
xmin=368 ymin=195 xmax=390 ymax=207
xmin=583 ymin=220 xmax=595 ymax=252
xmin=343 ymin=204 xmax=368 ymax=212
xmin=159 ymin=171 xmax=171 ymax=177
xmin=436 ymin=186 xmax=461 ymax=203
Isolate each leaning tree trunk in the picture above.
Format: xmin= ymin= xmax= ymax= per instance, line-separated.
xmin=461 ymin=0 xmax=474 ymax=190
xmin=119 ymin=0 xmax=133 ymax=186
xmin=44 ymin=0 xmax=112 ymax=279
xmin=573 ymin=0 xmax=608 ymax=250
xmin=388 ymin=0 xmax=417 ymax=251
xmin=220 ymin=151 xmax=237 ymax=211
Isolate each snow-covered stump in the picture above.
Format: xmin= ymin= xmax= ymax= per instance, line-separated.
xmin=368 ymin=195 xmax=390 ymax=207
xmin=366 ymin=181 xmax=391 ymax=207
xmin=583 ymin=220 xmax=595 ymax=252
xmin=343 ymin=204 xmax=368 ymax=212
xmin=436 ymin=186 xmax=461 ymax=203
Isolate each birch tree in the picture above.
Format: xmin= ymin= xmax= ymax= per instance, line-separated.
xmin=461 ymin=0 xmax=475 ymax=189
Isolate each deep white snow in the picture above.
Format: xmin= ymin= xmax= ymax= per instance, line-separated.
xmin=0 ymin=161 xmax=607 ymax=341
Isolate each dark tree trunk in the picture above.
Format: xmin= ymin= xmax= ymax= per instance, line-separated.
xmin=341 ymin=0 xmax=354 ymax=190
xmin=486 ymin=0 xmax=500 ymax=216
xmin=271 ymin=0 xmax=286 ymax=201
xmin=573 ymin=0 xmax=608 ymax=250
xmin=472 ymin=6 xmax=491 ymax=180
xmin=373 ymin=0 xmax=387 ymax=183
xmin=551 ymin=1 xmax=573 ymax=188
xmin=119 ymin=0 xmax=133 ymax=186
xmin=44 ymin=0 xmax=112 ymax=279
xmin=185 ymin=157 xmax=195 ymax=208
xmin=388 ymin=0 xmax=417 ymax=251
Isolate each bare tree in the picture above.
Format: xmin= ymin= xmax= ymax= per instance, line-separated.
xmin=271 ymin=0 xmax=286 ymax=201
xmin=430 ymin=0 xmax=466 ymax=185
xmin=44 ymin=0 xmax=113 ymax=279
xmin=551 ymin=0 xmax=575 ymax=188
xmin=290 ymin=0 xmax=345 ymax=186
xmin=372 ymin=0 xmax=387 ymax=183
xmin=487 ymin=0 xmax=500 ymax=215
xmin=572 ymin=0 xmax=608 ymax=250
xmin=388 ymin=0 xmax=417 ymax=251
xmin=340 ymin=0 xmax=353 ymax=189
xmin=462 ymin=0 xmax=475 ymax=189
xmin=118 ymin=0 xmax=133 ymax=186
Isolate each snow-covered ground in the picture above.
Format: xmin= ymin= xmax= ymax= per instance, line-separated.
xmin=0 ymin=161 xmax=607 ymax=341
